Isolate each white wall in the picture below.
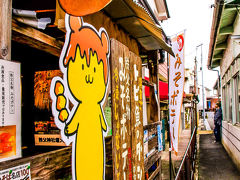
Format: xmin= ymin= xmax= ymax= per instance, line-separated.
xmin=220 ymin=13 xmax=240 ymax=171
xmin=222 ymin=121 xmax=240 ymax=171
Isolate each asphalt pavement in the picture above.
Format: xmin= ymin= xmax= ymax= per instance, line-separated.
xmin=199 ymin=133 xmax=240 ymax=180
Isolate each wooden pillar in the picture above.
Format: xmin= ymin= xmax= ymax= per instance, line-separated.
xmin=147 ymin=50 xmax=159 ymax=123
xmin=0 ymin=0 xmax=12 ymax=60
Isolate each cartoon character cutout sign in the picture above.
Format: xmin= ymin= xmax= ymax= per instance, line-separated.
xmin=50 ymin=14 xmax=110 ymax=180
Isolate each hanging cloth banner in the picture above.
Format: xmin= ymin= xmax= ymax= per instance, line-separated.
xmin=169 ymin=32 xmax=185 ymax=155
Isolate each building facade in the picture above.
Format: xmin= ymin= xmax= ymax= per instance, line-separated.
xmin=208 ymin=0 xmax=240 ymax=169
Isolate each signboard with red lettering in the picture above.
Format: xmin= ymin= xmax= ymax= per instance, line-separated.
xmin=0 ymin=59 xmax=21 ymax=163
xmin=169 ymin=33 xmax=185 ymax=155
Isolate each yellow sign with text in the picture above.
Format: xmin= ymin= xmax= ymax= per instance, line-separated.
xmin=50 ymin=14 xmax=110 ymax=180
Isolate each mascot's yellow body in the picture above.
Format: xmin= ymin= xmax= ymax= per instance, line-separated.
xmin=51 ymin=15 xmax=109 ymax=180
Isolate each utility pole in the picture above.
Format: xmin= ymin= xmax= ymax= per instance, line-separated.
xmin=167 ymin=51 xmax=172 ymax=180
xmin=200 ymin=44 xmax=205 ymax=123
xmin=193 ymin=56 xmax=198 ymax=130
xmin=196 ymin=44 xmax=205 ymax=122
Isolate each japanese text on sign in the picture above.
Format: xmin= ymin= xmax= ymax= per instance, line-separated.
xmin=131 ymin=54 xmax=144 ymax=180
xmin=169 ymin=33 xmax=185 ymax=154
xmin=111 ymin=40 xmax=144 ymax=180
xmin=0 ymin=59 xmax=21 ymax=163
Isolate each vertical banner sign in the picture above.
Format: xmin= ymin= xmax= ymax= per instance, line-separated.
xmin=111 ymin=39 xmax=132 ymax=180
xmin=130 ymin=53 xmax=144 ymax=180
xmin=50 ymin=15 xmax=110 ymax=180
xmin=0 ymin=59 xmax=21 ymax=163
xmin=169 ymin=33 xmax=185 ymax=155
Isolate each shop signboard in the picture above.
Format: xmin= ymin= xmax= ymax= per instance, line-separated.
xmin=0 ymin=59 xmax=21 ymax=163
xmin=130 ymin=52 xmax=144 ymax=180
xmin=111 ymin=39 xmax=132 ymax=179
xmin=0 ymin=162 xmax=31 ymax=180
xmin=111 ymin=39 xmax=144 ymax=180
xmin=169 ymin=33 xmax=185 ymax=155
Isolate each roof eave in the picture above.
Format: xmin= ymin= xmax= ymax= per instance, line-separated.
xmin=208 ymin=0 xmax=224 ymax=69
xmin=103 ymin=0 xmax=174 ymax=56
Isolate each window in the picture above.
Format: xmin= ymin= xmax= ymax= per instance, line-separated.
xmin=226 ymin=82 xmax=232 ymax=123
xmin=223 ymin=86 xmax=227 ymax=121
xmin=233 ymin=75 xmax=240 ymax=124
xmin=238 ymin=75 xmax=240 ymax=124
xmin=229 ymin=82 xmax=233 ymax=122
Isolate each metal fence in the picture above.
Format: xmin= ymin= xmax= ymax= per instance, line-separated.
xmin=175 ymin=126 xmax=197 ymax=180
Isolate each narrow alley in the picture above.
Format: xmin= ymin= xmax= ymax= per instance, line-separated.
xmin=199 ymin=133 xmax=240 ymax=179
xmin=197 ymin=117 xmax=240 ymax=180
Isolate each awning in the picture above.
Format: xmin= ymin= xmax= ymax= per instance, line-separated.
xmin=145 ymin=80 xmax=168 ymax=101
xmin=53 ymin=0 xmax=174 ymax=55
xmin=104 ymin=0 xmax=174 ymax=56
xmin=159 ymin=81 xmax=168 ymax=100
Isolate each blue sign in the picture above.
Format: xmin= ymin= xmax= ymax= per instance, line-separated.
xmin=157 ymin=124 xmax=163 ymax=152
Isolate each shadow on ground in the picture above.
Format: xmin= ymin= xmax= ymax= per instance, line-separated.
xmin=199 ymin=133 xmax=240 ymax=180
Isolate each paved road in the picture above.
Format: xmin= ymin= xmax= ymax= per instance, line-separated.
xmin=199 ymin=134 xmax=240 ymax=180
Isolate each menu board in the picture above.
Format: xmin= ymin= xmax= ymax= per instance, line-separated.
xmin=0 ymin=59 xmax=21 ymax=163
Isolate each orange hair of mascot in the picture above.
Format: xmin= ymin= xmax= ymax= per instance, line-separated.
xmin=62 ymin=16 xmax=109 ymax=85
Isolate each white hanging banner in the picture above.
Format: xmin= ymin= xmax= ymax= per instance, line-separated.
xmin=169 ymin=33 xmax=185 ymax=155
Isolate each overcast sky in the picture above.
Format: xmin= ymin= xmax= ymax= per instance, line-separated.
xmin=161 ymin=0 xmax=219 ymax=89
